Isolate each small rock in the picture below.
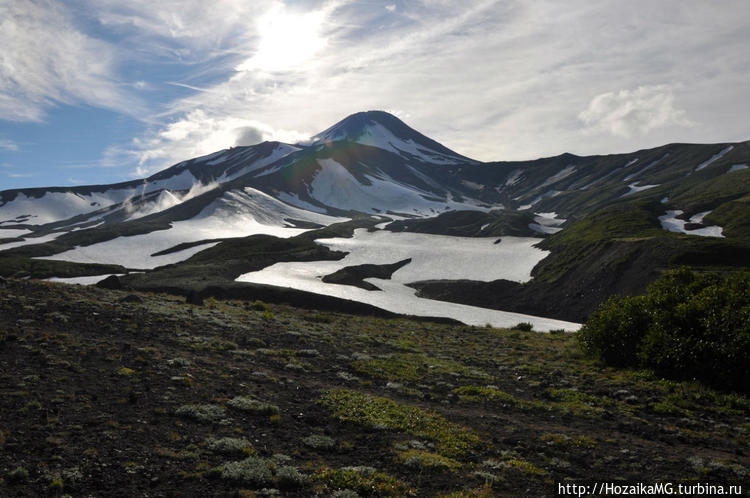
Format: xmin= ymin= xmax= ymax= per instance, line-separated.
xmin=96 ymin=275 xmax=122 ymax=290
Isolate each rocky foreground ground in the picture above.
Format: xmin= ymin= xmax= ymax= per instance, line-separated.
xmin=0 ymin=278 xmax=748 ymax=496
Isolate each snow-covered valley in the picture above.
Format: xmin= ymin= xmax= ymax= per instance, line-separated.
xmin=237 ymin=229 xmax=579 ymax=331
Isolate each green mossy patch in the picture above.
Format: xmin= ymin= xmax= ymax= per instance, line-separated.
xmin=351 ymin=353 xmax=488 ymax=381
xmin=319 ymin=388 xmax=479 ymax=457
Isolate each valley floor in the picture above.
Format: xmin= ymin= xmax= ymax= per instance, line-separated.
xmin=0 ymin=279 xmax=748 ymax=496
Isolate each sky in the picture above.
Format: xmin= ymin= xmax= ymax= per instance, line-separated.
xmin=1 ymin=0 xmax=749 ymax=190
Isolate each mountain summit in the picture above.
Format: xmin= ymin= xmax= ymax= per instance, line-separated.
xmin=309 ymin=110 xmax=474 ymax=165
xmin=1 ymin=111 xmax=749 ymax=326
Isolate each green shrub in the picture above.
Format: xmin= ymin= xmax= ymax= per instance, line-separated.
xmin=175 ymin=404 xmax=227 ymax=423
xmin=250 ymin=300 xmax=271 ymax=312
xmin=396 ymin=449 xmax=462 ymax=471
xmin=578 ymin=268 xmax=750 ymax=392
xmin=227 ymin=396 xmax=280 ymax=415
xmin=513 ymin=322 xmax=533 ymax=332
xmin=206 ymin=437 xmax=253 ymax=455
xmin=578 ymin=295 xmax=650 ymax=367
xmin=302 ymin=434 xmax=336 ymax=450
xmin=312 ymin=466 xmax=413 ymax=497
xmin=452 ymin=386 xmax=517 ymax=404
xmin=276 ymin=465 xmax=308 ymax=488
xmin=218 ymin=455 xmax=274 ymax=485
xmin=540 ymin=432 xmax=597 ymax=449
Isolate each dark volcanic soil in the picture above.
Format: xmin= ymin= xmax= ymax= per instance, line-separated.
xmin=0 ymin=279 xmax=748 ymax=497
xmin=322 ymin=258 xmax=412 ymax=291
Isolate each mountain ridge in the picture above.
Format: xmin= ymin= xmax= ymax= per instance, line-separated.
xmin=2 ymin=111 xmax=749 ymax=326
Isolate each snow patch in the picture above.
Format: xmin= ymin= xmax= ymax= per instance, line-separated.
xmin=623 ymin=153 xmax=668 ymax=182
xmin=518 ymin=191 xmax=562 ymax=210
xmin=124 ymin=181 xmax=219 ymax=221
xmin=0 ymin=190 xmax=130 ymax=226
xmin=579 ymin=167 xmax=622 ymax=190
xmin=218 ymin=144 xmax=301 ymax=181
xmin=276 ymin=192 xmax=327 ymax=214
xmin=658 ymin=210 xmax=724 ymax=238
xmin=505 ymin=169 xmax=523 ymax=186
xmin=0 ymin=168 xmax=212 ymax=227
xmin=315 ymin=122 xmax=464 ymax=164
xmin=529 ymin=212 xmax=565 ymax=235
xmin=192 ymin=149 xmax=228 ymax=164
xmin=695 ymin=146 xmax=733 ymax=172
xmin=622 ymin=182 xmax=659 ymax=197
xmin=198 ymin=187 xmax=344 ymax=227
xmin=528 ymin=224 xmax=561 ymax=235
xmin=461 ymin=180 xmax=484 ymax=190
xmin=0 ymin=228 xmax=31 ymax=239
xmin=529 ymin=212 xmax=566 ymax=234
xmin=538 ymin=166 xmax=576 ymax=189
xmin=143 ymin=170 xmax=198 ymax=191
xmin=309 ymin=159 xmax=489 ymax=215
xmin=727 ymin=164 xmax=748 ymax=173
xmin=0 ymin=231 xmax=63 ymax=250
xmin=237 ymin=229 xmax=579 ymax=331
xmin=689 ymin=211 xmax=710 ymax=224
xmin=40 ymin=187 xmax=344 ymax=269
xmin=205 ymin=152 xmax=230 ymax=166
xmin=47 ymin=274 xmax=126 ymax=286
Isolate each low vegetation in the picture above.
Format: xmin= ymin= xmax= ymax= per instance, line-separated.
xmin=579 ymin=268 xmax=750 ymax=392
xmin=319 ymin=389 xmax=480 ymax=457
xmin=0 ymin=278 xmax=748 ymax=496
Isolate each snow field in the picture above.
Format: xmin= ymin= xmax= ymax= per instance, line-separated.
xmin=237 ymin=229 xmax=579 ymax=331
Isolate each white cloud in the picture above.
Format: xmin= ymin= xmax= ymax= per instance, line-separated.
xmin=0 ymin=0 xmax=140 ymax=122
xmin=106 ymin=109 xmax=309 ymax=176
xmin=18 ymin=0 xmax=746 ymax=178
xmin=83 ymin=0 xmax=278 ymax=67
xmin=0 ymin=139 xmax=19 ymax=152
xmin=579 ymin=85 xmax=693 ymax=137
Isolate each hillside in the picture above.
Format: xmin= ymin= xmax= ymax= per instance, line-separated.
xmin=1 ymin=278 xmax=748 ymax=496
xmin=2 ymin=111 xmax=750 ymax=327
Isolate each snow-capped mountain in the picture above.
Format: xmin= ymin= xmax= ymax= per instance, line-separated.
xmin=4 ymin=110 xmax=747 ymax=233
xmin=310 ymin=110 xmax=474 ymax=165
xmin=0 ymin=111 xmax=492 ymax=231
xmin=1 ymin=111 xmax=749 ymax=326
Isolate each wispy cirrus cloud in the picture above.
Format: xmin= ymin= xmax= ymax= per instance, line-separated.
xmin=4 ymin=0 xmax=750 ymax=185
xmin=100 ymin=0 xmax=345 ymax=174
xmin=112 ymin=0 xmax=750 ymax=175
xmin=0 ymin=0 xmax=142 ymax=122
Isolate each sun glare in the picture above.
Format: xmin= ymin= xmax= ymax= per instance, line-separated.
xmin=236 ymin=3 xmax=328 ymax=73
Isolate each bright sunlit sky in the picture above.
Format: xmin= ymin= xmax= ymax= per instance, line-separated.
xmin=1 ymin=0 xmax=749 ymax=189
